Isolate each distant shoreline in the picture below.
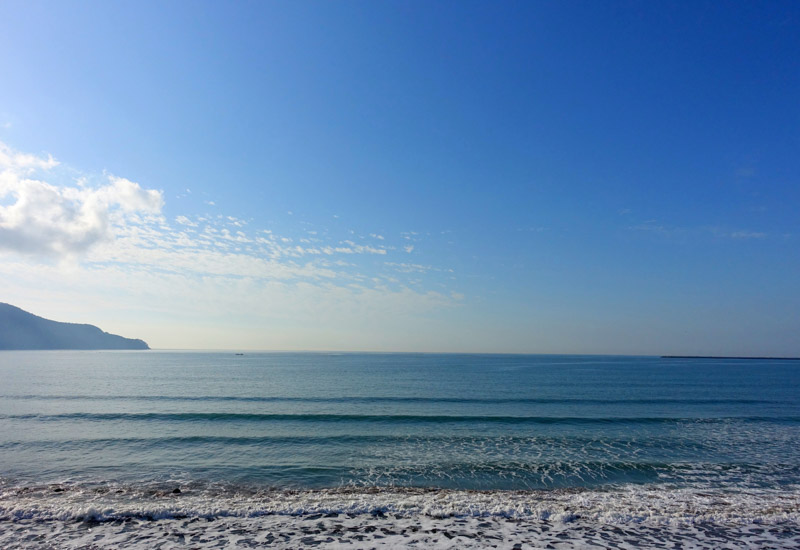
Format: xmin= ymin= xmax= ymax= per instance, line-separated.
xmin=662 ymin=355 xmax=800 ymax=361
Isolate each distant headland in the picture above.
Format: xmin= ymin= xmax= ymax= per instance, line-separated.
xmin=0 ymin=303 xmax=149 ymax=350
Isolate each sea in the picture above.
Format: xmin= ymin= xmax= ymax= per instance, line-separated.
xmin=0 ymin=351 xmax=798 ymax=549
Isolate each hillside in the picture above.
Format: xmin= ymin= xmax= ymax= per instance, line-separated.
xmin=0 ymin=303 xmax=149 ymax=350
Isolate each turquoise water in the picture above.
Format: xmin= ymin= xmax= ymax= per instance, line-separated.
xmin=1 ymin=351 xmax=798 ymax=493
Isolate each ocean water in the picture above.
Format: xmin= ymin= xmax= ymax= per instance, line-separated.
xmin=1 ymin=351 xmax=799 ymax=548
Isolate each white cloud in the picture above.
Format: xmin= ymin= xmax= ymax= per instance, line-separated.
xmin=333 ymin=243 xmax=387 ymax=255
xmin=175 ymin=215 xmax=197 ymax=227
xmin=0 ymin=143 xmax=163 ymax=256
xmin=102 ymin=176 xmax=163 ymax=213
xmin=404 ymin=244 xmax=414 ymax=253
xmin=0 ymin=142 xmax=461 ymax=350
xmin=630 ymin=221 xmax=775 ymax=243
xmin=385 ymin=262 xmax=431 ymax=273
xmin=0 ymin=142 xmax=59 ymax=172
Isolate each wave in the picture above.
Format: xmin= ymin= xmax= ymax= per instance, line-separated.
xmin=3 ymin=492 xmax=798 ymax=549
xmin=2 ymin=482 xmax=799 ymax=525
xmin=3 ymin=412 xmax=799 ymax=424
xmin=0 ymin=432 xmax=721 ymax=448
xmin=0 ymin=394 xmax=783 ymax=405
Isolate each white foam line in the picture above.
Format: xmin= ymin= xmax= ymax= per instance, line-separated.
xmin=2 ymin=484 xmax=799 ymax=525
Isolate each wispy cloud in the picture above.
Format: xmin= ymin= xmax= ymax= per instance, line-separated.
xmin=0 ymin=142 xmax=59 ymax=171
xmin=729 ymin=231 xmax=767 ymax=239
xmin=385 ymin=262 xmax=432 ymax=274
xmin=629 ymin=219 xmax=771 ymax=242
xmin=175 ymin=215 xmax=198 ymax=227
xmin=0 ymin=142 xmax=460 ymax=348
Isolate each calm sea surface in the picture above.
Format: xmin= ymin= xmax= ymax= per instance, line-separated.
xmin=1 ymin=351 xmax=799 ymax=538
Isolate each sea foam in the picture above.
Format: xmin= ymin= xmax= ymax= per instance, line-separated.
xmin=2 ymin=484 xmax=799 ymax=550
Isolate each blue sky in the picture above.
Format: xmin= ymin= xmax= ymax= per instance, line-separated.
xmin=1 ymin=1 xmax=798 ymax=354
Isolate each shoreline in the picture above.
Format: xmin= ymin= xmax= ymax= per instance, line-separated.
xmin=3 ymin=481 xmax=799 ymax=548
xmin=2 ymin=513 xmax=800 ymax=549
xmin=3 ymin=482 xmax=799 ymax=523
